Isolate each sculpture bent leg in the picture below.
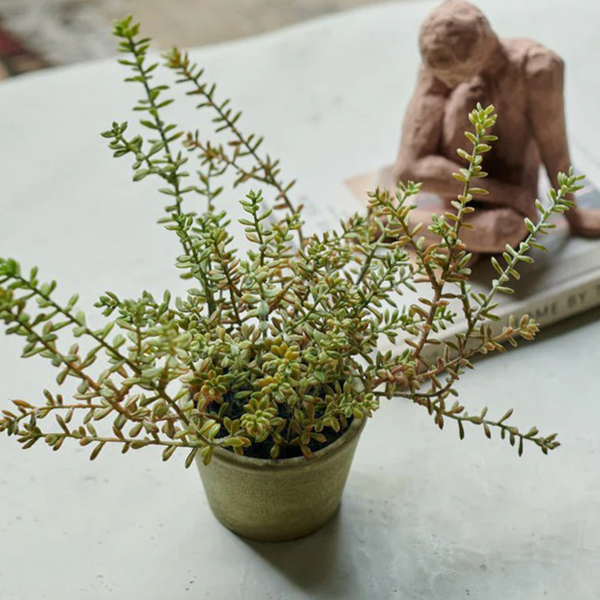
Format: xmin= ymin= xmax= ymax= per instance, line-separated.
xmin=409 ymin=204 xmax=528 ymax=254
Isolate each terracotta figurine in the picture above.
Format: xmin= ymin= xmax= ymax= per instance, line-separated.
xmin=392 ymin=0 xmax=600 ymax=253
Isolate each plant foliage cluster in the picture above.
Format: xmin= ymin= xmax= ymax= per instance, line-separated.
xmin=0 ymin=17 xmax=579 ymax=464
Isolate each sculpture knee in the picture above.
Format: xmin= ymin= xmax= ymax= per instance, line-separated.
xmin=393 ymin=158 xmax=418 ymax=185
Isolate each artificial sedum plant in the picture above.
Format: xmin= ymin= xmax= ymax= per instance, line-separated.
xmin=0 ymin=17 xmax=578 ymax=465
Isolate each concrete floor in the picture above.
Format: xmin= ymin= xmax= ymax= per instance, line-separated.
xmin=111 ymin=0 xmax=399 ymax=48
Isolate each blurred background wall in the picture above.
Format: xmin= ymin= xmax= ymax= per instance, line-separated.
xmin=0 ymin=0 xmax=402 ymax=79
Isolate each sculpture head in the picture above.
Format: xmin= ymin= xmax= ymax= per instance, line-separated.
xmin=419 ymin=1 xmax=499 ymax=88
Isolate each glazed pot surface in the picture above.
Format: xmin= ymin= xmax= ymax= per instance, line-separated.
xmin=196 ymin=418 xmax=366 ymax=542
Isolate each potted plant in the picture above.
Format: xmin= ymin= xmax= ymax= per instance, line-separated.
xmin=0 ymin=18 xmax=575 ymax=542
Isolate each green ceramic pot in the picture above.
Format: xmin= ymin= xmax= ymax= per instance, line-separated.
xmin=196 ymin=418 xmax=366 ymax=542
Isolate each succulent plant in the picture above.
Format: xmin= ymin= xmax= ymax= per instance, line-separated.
xmin=0 ymin=17 xmax=578 ymax=465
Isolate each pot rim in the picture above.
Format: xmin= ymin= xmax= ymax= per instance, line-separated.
xmin=207 ymin=417 xmax=366 ymax=472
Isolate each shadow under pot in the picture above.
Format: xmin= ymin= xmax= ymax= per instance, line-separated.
xmin=196 ymin=418 xmax=366 ymax=542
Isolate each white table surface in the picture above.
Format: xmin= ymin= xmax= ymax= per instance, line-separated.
xmin=1 ymin=1 xmax=600 ymax=598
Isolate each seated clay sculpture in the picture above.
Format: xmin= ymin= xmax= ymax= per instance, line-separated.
xmin=392 ymin=0 xmax=600 ymax=253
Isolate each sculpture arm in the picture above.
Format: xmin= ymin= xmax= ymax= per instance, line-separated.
xmin=525 ymin=44 xmax=600 ymax=236
xmin=394 ymin=68 xmax=531 ymax=216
